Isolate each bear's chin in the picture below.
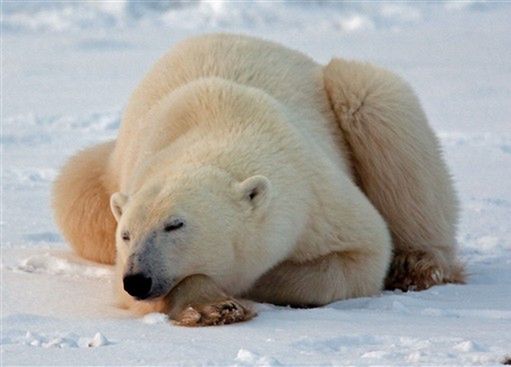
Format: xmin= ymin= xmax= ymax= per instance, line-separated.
xmin=130 ymin=280 xmax=177 ymax=301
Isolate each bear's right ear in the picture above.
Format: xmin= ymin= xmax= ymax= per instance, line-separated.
xmin=110 ymin=192 xmax=128 ymax=222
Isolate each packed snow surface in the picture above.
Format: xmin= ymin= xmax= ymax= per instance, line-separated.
xmin=2 ymin=2 xmax=510 ymax=366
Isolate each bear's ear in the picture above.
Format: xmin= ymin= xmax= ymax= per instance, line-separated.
xmin=237 ymin=175 xmax=271 ymax=211
xmin=110 ymin=192 xmax=128 ymax=222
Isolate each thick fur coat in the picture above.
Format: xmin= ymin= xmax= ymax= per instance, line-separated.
xmin=53 ymin=34 xmax=463 ymax=326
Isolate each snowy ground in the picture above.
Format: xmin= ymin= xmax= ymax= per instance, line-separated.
xmin=2 ymin=1 xmax=511 ymax=366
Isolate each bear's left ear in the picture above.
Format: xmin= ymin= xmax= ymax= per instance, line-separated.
xmin=110 ymin=192 xmax=128 ymax=222
xmin=237 ymin=175 xmax=272 ymax=211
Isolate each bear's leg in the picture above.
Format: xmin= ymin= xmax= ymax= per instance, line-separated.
xmin=247 ymin=170 xmax=391 ymax=306
xmin=52 ymin=141 xmax=117 ymax=264
xmin=323 ymin=59 xmax=464 ymax=290
xmin=162 ymin=275 xmax=255 ymax=327
xmin=247 ymin=249 xmax=388 ymax=307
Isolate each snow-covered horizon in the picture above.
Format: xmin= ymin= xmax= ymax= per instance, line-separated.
xmin=3 ymin=1 xmax=504 ymax=34
xmin=2 ymin=2 xmax=511 ymax=366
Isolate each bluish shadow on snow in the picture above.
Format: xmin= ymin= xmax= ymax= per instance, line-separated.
xmin=23 ymin=232 xmax=62 ymax=243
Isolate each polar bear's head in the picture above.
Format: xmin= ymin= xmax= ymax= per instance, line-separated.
xmin=110 ymin=166 xmax=277 ymax=301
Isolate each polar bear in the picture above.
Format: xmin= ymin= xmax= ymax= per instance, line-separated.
xmin=53 ymin=34 xmax=464 ymax=326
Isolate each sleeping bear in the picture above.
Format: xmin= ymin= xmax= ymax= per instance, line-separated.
xmin=53 ymin=34 xmax=463 ymax=326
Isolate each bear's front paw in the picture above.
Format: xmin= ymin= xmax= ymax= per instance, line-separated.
xmin=173 ymin=299 xmax=255 ymax=327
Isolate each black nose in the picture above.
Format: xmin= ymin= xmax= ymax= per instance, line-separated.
xmin=123 ymin=273 xmax=152 ymax=299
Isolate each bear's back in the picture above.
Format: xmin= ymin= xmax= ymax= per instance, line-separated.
xmin=112 ymin=34 xmax=351 ymax=189
xmin=123 ymin=33 xmax=325 ymax=130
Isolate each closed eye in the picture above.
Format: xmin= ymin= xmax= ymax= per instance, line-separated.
xmin=121 ymin=231 xmax=130 ymax=241
xmin=164 ymin=221 xmax=184 ymax=232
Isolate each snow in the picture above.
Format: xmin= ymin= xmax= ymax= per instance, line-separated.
xmin=2 ymin=1 xmax=511 ymax=365
xmin=5 ymin=330 xmax=111 ymax=349
xmin=15 ymin=252 xmax=113 ymax=279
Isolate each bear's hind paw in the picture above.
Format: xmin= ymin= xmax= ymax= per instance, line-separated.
xmin=384 ymin=249 xmax=460 ymax=291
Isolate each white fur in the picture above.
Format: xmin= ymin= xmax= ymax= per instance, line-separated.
xmin=53 ymin=33 xmax=461 ymax=314
xmin=108 ymin=34 xmax=391 ymax=308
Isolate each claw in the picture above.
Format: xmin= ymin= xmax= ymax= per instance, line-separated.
xmin=173 ymin=299 xmax=255 ymax=327
xmin=385 ymin=250 xmax=448 ymax=291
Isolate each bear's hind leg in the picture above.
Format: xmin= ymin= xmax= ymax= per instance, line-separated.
xmin=323 ymin=59 xmax=464 ymax=290
xmin=52 ymin=141 xmax=117 ymax=264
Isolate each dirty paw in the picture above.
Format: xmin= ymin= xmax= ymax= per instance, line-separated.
xmin=173 ymin=299 xmax=255 ymax=327
xmin=385 ymin=250 xmax=447 ymax=291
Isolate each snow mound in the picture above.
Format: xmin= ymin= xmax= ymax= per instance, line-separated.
xmin=2 ymin=331 xmax=111 ymax=349
xmin=15 ymin=252 xmax=113 ymax=279
xmin=141 ymin=313 xmax=168 ymax=325
xmin=293 ymin=335 xmax=498 ymax=365
xmin=235 ymin=349 xmax=282 ymax=366
xmin=1 ymin=112 xmax=120 ymax=145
